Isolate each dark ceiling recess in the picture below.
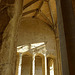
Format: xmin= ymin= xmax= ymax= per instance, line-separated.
xmin=72 ymin=0 xmax=75 ymax=16
xmin=0 ymin=0 xmax=15 ymax=33
xmin=7 ymin=0 xmax=15 ymax=4
xmin=0 ymin=0 xmax=15 ymax=50
xmin=1 ymin=0 xmax=15 ymax=4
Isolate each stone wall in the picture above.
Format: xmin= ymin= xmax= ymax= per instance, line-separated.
xmin=17 ymin=17 xmax=56 ymax=53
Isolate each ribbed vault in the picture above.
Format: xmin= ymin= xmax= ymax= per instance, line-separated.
xmin=22 ymin=0 xmax=57 ymax=31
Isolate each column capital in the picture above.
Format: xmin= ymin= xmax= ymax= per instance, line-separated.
xmin=44 ymin=53 xmax=47 ymax=57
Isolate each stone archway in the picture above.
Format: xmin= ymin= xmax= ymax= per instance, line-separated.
xmin=21 ymin=54 xmax=32 ymax=75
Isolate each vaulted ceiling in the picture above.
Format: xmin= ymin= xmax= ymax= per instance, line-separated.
xmin=0 ymin=0 xmax=57 ymax=49
xmin=22 ymin=0 xmax=57 ymax=28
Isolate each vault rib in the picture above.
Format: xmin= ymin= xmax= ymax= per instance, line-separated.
xmin=33 ymin=0 xmax=44 ymax=17
xmin=47 ymin=0 xmax=55 ymax=25
xmin=23 ymin=0 xmax=39 ymax=10
xmin=22 ymin=9 xmax=37 ymax=16
xmin=39 ymin=10 xmax=52 ymax=26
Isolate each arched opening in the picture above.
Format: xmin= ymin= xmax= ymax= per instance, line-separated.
xmin=15 ymin=52 xmax=32 ymax=75
xmin=47 ymin=58 xmax=54 ymax=75
xmin=35 ymin=54 xmax=44 ymax=75
xmin=21 ymin=54 xmax=32 ymax=75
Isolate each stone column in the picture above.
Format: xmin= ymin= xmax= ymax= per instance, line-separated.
xmin=32 ymin=54 xmax=35 ymax=75
xmin=42 ymin=56 xmax=45 ymax=75
xmin=54 ymin=59 xmax=58 ymax=75
xmin=0 ymin=0 xmax=23 ymax=75
xmin=60 ymin=0 xmax=75 ymax=75
xmin=44 ymin=54 xmax=47 ymax=75
xmin=18 ymin=53 xmax=22 ymax=75
xmin=55 ymin=0 xmax=69 ymax=75
xmin=55 ymin=37 xmax=62 ymax=75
